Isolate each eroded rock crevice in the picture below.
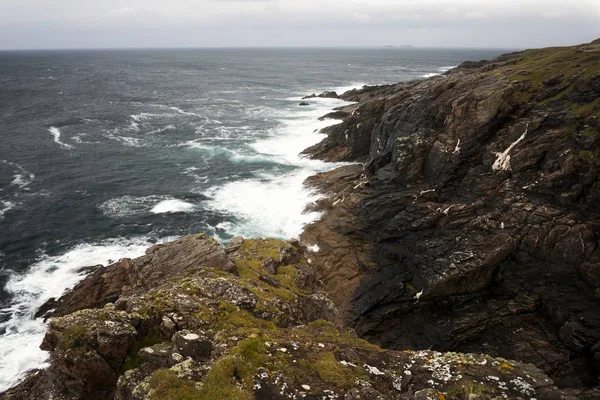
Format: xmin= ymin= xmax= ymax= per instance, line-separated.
xmin=300 ymin=40 xmax=600 ymax=391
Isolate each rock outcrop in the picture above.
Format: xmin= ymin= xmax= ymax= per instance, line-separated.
xmin=3 ymin=40 xmax=600 ymax=400
xmin=1 ymin=236 xmax=573 ymax=400
xmin=300 ymin=40 xmax=600 ymax=391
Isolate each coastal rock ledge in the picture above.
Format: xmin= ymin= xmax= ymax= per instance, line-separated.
xmin=300 ymin=39 xmax=600 ymax=396
xmin=0 ymin=235 xmax=576 ymax=399
xmin=2 ymin=40 xmax=600 ymax=399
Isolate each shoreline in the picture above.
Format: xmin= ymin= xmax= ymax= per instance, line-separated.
xmin=3 ymin=39 xmax=600 ymax=398
xmin=0 ymin=86 xmax=362 ymax=393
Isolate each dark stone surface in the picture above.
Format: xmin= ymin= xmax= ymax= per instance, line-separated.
xmin=301 ymin=40 xmax=600 ymax=390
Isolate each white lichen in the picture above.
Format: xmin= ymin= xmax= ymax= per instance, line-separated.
xmin=339 ymin=360 xmax=357 ymax=368
xmin=364 ymin=364 xmax=386 ymax=376
xmin=307 ymin=244 xmax=320 ymax=253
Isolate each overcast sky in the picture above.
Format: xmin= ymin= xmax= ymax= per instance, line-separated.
xmin=0 ymin=0 xmax=598 ymax=50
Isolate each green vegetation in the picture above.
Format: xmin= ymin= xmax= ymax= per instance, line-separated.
xmin=496 ymin=45 xmax=600 ymax=118
xmin=148 ymin=369 xmax=203 ymax=400
xmin=57 ymin=325 xmax=88 ymax=350
xmin=446 ymin=381 xmax=499 ymax=399
xmin=121 ymin=333 xmax=165 ymax=372
xmin=314 ymin=352 xmax=360 ymax=387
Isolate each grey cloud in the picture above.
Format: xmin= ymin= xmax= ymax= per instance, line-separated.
xmin=0 ymin=0 xmax=597 ymax=49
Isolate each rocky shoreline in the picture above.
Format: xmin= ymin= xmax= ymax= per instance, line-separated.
xmin=300 ymin=39 xmax=600 ymax=394
xmin=2 ymin=39 xmax=600 ymax=399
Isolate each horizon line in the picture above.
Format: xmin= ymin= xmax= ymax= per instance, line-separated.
xmin=0 ymin=44 xmax=523 ymax=52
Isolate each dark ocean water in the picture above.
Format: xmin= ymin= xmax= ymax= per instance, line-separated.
xmin=0 ymin=47 xmax=508 ymax=390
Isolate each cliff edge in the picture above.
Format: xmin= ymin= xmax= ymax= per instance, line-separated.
xmin=300 ymin=40 xmax=600 ymax=391
xmin=0 ymin=235 xmax=569 ymax=399
xmin=2 ymin=40 xmax=600 ymax=399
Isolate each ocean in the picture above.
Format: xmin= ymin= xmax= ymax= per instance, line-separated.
xmin=0 ymin=47 xmax=508 ymax=391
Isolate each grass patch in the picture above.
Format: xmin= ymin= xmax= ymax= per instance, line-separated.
xmin=148 ymin=369 xmax=203 ymax=400
xmin=446 ymin=381 xmax=499 ymax=399
xmin=314 ymin=352 xmax=359 ymax=387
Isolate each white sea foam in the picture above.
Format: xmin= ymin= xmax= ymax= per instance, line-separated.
xmin=2 ymin=161 xmax=35 ymax=189
xmin=99 ymin=195 xmax=199 ymax=217
xmin=205 ymin=95 xmax=354 ymax=239
xmin=148 ymin=125 xmax=176 ymax=135
xmin=47 ymin=127 xmax=74 ymax=149
xmin=130 ymin=112 xmax=163 ymax=122
xmin=104 ymin=132 xmax=146 ymax=148
xmin=11 ymin=174 xmax=34 ymax=189
xmin=0 ymin=236 xmax=174 ymax=392
xmin=150 ymin=199 xmax=197 ymax=214
xmin=0 ymin=200 xmax=15 ymax=218
xmin=205 ymin=170 xmax=325 ymax=239
xmin=168 ymin=106 xmax=202 ymax=117
xmin=420 ymin=65 xmax=457 ymax=78
xmin=99 ymin=195 xmax=168 ymax=218
xmin=333 ymin=82 xmax=368 ymax=94
xmin=182 ymin=167 xmax=210 ymax=184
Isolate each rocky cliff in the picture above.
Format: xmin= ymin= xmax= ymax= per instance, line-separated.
xmin=300 ymin=39 xmax=600 ymax=393
xmin=0 ymin=235 xmax=572 ymax=400
xmin=2 ymin=40 xmax=600 ymax=400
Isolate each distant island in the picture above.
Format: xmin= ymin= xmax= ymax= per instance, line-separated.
xmin=382 ymin=44 xmax=415 ymax=48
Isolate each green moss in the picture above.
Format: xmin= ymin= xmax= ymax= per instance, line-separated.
xmin=314 ymin=352 xmax=360 ymax=387
xmin=121 ymin=334 xmax=165 ymax=372
xmin=570 ymin=97 xmax=600 ymax=119
xmin=404 ymin=281 xmax=417 ymax=294
xmin=196 ymin=357 xmax=252 ymax=400
xmin=148 ymin=369 xmax=203 ymax=400
xmin=58 ymin=325 xmax=89 ymax=350
xmin=512 ymin=90 xmax=533 ymax=104
xmin=214 ymin=301 xmax=277 ymax=340
xmin=230 ymin=338 xmax=268 ymax=386
xmin=238 ymin=239 xmax=283 ymax=260
xmin=496 ymin=45 xmax=600 ymax=114
xmin=191 ymin=338 xmax=268 ymax=400
xmin=578 ymin=150 xmax=595 ymax=163
xmin=138 ymin=290 xmax=176 ymax=318
xmin=582 ymin=127 xmax=600 ymax=137
xmin=291 ymin=320 xmax=383 ymax=353
xmin=445 ymin=381 xmax=499 ymax=399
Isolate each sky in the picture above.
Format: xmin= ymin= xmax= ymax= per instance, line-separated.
xmin=0 ymin=0 xmax=598 ymax=50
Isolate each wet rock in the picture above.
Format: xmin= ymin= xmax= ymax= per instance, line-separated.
xmin=172 ymin=330 xmax=212 ymax=361
xmin=38 ymin=234 xmax=237 ymax=318
xmin=160 ymin=316 xmax=176 ymax=339
xmin=225 ymin=235 xmax=244 ymax=253
xmin=301 ymin=39 xmax=600 ymax=390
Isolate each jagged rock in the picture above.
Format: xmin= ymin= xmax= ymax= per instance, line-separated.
xmin=318 ymin=110 xmax=349 ymax=121
xmin=171 ymin=330 xmax=212 ymax=360
xmin=225 ymin=235 xmax=244 ymax=253
xmin=36 ymin=234 xmax=237 ymax=319
xmin=318 ymin=90 xmax=339 ymax=98
xmin=302 ymin=91 xmax=339 ymax=100
xmin=301 ymin=39 xmax=600 ymax=390
xmin=4 ymin=40 xmax=600 ymax=399
xmin=0 ymin=237 xmax=573 ymax=400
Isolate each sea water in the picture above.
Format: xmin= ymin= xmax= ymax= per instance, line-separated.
xmin=0 ymin=47 xmax=507 ymax=391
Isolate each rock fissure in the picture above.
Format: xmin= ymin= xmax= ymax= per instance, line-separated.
xmin=3 ymin=40 xmax=600 ymax=400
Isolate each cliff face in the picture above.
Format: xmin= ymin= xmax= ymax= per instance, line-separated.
xmin=3 ymin=41 xmax=600 ymax=400
xmin=300 ymin=41 xmax=600 ymax=390
xmin=0 ymin=236 xmax=570 ymax=400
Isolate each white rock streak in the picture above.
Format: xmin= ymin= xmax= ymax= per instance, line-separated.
xmin=492 ymin=124 xmax=529 ymax=172
xmin=453 ymin=138 xmax=461 ymax=155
